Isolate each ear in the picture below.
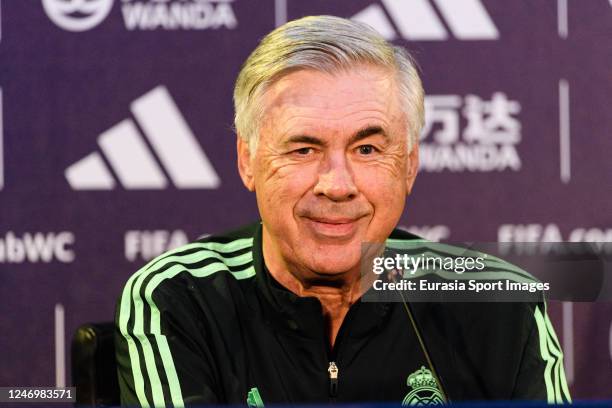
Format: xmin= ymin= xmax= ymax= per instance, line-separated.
xmin=405 ymin=143 xmax=419 ymax=195
xmin=237 ymin=136 xmax=256 ymax=192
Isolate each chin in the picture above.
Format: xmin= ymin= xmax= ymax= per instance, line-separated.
xmin=298 ymin=248 xmax=362 ymax=276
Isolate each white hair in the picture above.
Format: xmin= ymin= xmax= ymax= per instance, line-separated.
xmin=233 ymin=15 xmax=425 ymax=153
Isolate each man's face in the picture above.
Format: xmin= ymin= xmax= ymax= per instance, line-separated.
xmin=238 ymin=65 xmax=418 ymax=277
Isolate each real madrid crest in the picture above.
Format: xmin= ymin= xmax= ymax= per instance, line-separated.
xmin=401 ymin=366 xmax=444 ymax=405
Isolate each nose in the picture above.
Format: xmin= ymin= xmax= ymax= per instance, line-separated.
xmin=313 ymin=152 xmax=358 ymax=201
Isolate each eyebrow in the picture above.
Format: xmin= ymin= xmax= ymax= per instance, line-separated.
xmin=283 ymin=126 xmax=388 ymax=148
xmin=284 ymin=135 xmax=325 ymax=147
xmin=349 ymin=126 xmax=388 ymax=145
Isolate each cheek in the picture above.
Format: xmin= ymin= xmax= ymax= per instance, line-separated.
xmin=256 ymin=161 xmax=318 ymax=212
xmin=355 ymin=163 xmax=407 ymax=218
xmin=356 ymin=160 xmax=407 ymax=197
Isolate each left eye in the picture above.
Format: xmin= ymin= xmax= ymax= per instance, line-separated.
xmin=357 ymin=145 xmax=376 ymax=155
xmin=294 ymin=147 xmax=313 ymax=155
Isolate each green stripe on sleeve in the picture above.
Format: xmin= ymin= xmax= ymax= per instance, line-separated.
xmin=118 ymin=272 xmax=151 ymax=407
xmin=143 ymin=261 xmax=255 ymax=407
xmin=119 ymin=238 xmax=254 ymax=407
xmin=534 ymin=306 xmax=556 ymax=403
xmin=544 ymin=310 xmax=572 ymax=402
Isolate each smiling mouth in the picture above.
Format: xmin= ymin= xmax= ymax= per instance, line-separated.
xmin=303 ymin=216 xmax=362 ymax=238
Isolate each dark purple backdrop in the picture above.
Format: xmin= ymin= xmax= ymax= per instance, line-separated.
xmin=0 ymin=0 xmax=610 ymax=400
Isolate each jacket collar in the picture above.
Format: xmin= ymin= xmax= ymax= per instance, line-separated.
xmin=250 ymin=222 xmax=413 ymax=340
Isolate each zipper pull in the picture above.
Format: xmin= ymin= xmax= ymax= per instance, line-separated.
xmin=328 ymin=361 xmax=339 ymax=397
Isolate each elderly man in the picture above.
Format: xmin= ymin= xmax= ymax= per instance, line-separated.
xmin=115 ymin=16 xmax=570 ymax=406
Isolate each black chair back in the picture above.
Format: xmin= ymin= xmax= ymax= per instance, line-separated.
xmin=71 ymin=322 xmax=120 ymax=406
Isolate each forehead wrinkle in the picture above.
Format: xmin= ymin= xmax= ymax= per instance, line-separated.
xmin=260 ymin=67 xmax=405 ymax=145
xmin=277 ymin=102 xmax=395 ymax=123
xmin=269 ymin=95 xmax=391 ymax=120
xmin=272 ymin=109 xmax=400 ymax=147
xmin=278 ymin=113 xmax=392 ymax=141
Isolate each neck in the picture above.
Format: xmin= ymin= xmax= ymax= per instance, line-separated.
xmin=262 ymin=227 xmax=363 ymax=347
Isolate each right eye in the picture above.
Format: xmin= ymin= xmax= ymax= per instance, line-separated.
xmin=293 ymin=147 xmax=313 ymax=155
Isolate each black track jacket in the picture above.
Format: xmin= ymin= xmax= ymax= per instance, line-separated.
xmin=115 ymin=222 xmax=571 ymax=406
